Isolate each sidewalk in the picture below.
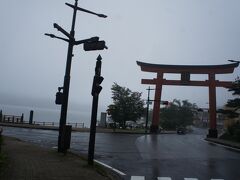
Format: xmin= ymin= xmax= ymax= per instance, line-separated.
xmin=205 ymin=137 xmax=240 ymax=150
xmin=1 ymin=136 xmax=121 ymax=180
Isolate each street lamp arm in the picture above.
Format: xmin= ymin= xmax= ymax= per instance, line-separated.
xmin=228 ymin=60 xmax=240 ymax=63
xmin=53 ymin=23 xmax=72 ymax=39
xmin=74 ymin=36 xmax=99 ymax=45
xmin=54 ymin=36 xmax=70 ymax=42
xmin=44 ymin=33 xmax=69 ymax=42
xmin=44 ymin=33 xmax=56 ymax=38
xmin=65 ymin=3 xmax=107 ymax=18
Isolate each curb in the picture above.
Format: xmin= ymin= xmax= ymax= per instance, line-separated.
xmin=205 ymin=138 xmax=240 ymax=150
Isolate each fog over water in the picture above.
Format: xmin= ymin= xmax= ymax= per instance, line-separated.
xmin=0 ymin=94 xmax=106 ymax=127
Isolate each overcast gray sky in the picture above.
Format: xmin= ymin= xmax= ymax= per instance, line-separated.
xmin=1 ymin=0 xmax=240 ymax=113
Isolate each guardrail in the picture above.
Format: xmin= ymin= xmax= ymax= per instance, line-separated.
xmin=67 ymin=122 xmax=84 ymax=128
xmin=32 ymin=121 xmax=84 ymax=128
xmin=0 ymin=110 xmax=84 ymax=128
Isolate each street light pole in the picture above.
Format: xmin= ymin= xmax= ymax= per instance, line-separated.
xmin=45 ymin=0 xmax=107 ymax=153
xmin=58 ymin=0 xmax=78 ymax=153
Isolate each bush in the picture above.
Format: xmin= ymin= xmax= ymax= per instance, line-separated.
xmin=0 ymin=134 xmax=2 ymax=152
xmin=227 ymin=125 xmax=235 ymax=135
xmin=221 ymin=122 xmax=240 ymax=142
xmin=233 ymin=129 xmax=240 ymax=142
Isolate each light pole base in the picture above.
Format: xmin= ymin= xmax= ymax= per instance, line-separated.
xmin=207 ymin=129 xmax=218 ymax=138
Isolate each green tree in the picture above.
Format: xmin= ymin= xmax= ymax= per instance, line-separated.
xmin=108 ymin=83 xmax=144 ymax=128
xmin=160 ymin=99 xmax=197 ymax=130
xmin=221 ymin=77 xmax=240 ymax=118
xmin=219 ymin=77 xmax=240 ymax=142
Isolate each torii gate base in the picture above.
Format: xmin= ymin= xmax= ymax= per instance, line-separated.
xmin=137 ymin=61 xmax=239 ymax=138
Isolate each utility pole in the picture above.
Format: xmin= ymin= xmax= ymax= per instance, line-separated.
xmin=144 ymin=87 xmax=170 ymax=133
xmin=88 ymin=55 xmax=104 ymax=165
xmin=45 ymin=0 xmax=107 ymax=153
xmin=145 ymin=87 xmax=154 ymax=133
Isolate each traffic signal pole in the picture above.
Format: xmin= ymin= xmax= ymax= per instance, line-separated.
xmin=88 ymin=55 xmax=103 ymax=165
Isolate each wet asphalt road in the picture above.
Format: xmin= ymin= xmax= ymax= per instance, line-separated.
xmin=2 ymin=127 xmax=240 ymax=180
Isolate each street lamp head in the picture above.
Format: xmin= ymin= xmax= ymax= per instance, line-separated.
xmin=83 ymin=41 xmax=106 ymax=51
xmin=98 ymin=14 xmax=107 ymax=18
xmin=90 ymin=36 xmax=99 ymax=42
xmin=53 ymin=23 xmax=59 ymax=29
xmin=228 ymin=60 xmax=240 ymax=63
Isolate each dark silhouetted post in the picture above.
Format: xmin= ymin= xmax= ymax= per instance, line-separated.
xmin=145 ymin=87 xmax=150 ymax=133
xmin=29 ymin=110 xmax=34 ymax=124
xmin=0 ymin=110 xmax=2 ymax=122
xmin=88 ymin=55 xmax=104 ymax=165
xmin=45 ymin=0 xmax=107 ymax=153
xmin=20 ymin=113 xmax=24 ymax=123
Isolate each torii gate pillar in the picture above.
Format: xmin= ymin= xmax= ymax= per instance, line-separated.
xmin=137 ymin=61 xmax=239 ymax=137
xmin=208 ymin=73 xmax=217 ymax=137
xmin=151 ymin=73 xmax=163 ymax=133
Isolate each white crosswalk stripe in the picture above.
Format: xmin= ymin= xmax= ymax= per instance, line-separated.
xmin=129 ymin=176 xmax=224 ymax=180
xmin=158 ymin=177 xmax=172 ymax=180
xmin=130 ymin=176 xmax=145 ymax=180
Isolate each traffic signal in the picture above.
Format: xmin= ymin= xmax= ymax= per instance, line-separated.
xmin=84 ymin=41 xmax=106 ymax=51
xmin=55 ymin=92 xmax=63 ymax=105
xmin=91 ymin=75 xmax=104 ymax=96
xmin=55 ymin=87 xmax=64 ymax=105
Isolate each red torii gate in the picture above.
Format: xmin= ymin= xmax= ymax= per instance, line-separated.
xmin=137 ymin=61 xmax=239 ymax=137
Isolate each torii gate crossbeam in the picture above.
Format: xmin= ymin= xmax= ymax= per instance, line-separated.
xmin=137 ymin=61 xmax=239 ymax=138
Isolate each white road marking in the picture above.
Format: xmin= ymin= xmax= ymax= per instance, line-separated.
xmin=131 ymin=176 xmax=145 ymax=180
xmin=93 ymin=159 xmax=126 ymax=176
xmin=157 ymin=177 xmax=172 ymax=180
xmin=184 ymin=178 xmax=198 ymax=180
xmin=211 ymin=179 xmax=224 ymax=180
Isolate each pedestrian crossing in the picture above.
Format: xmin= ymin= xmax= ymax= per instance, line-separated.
xmin=130 ymin=176 xmax=224 ymax=180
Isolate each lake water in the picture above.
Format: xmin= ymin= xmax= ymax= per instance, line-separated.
xmin=0 ymin=104 xmax=94 ymax=127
